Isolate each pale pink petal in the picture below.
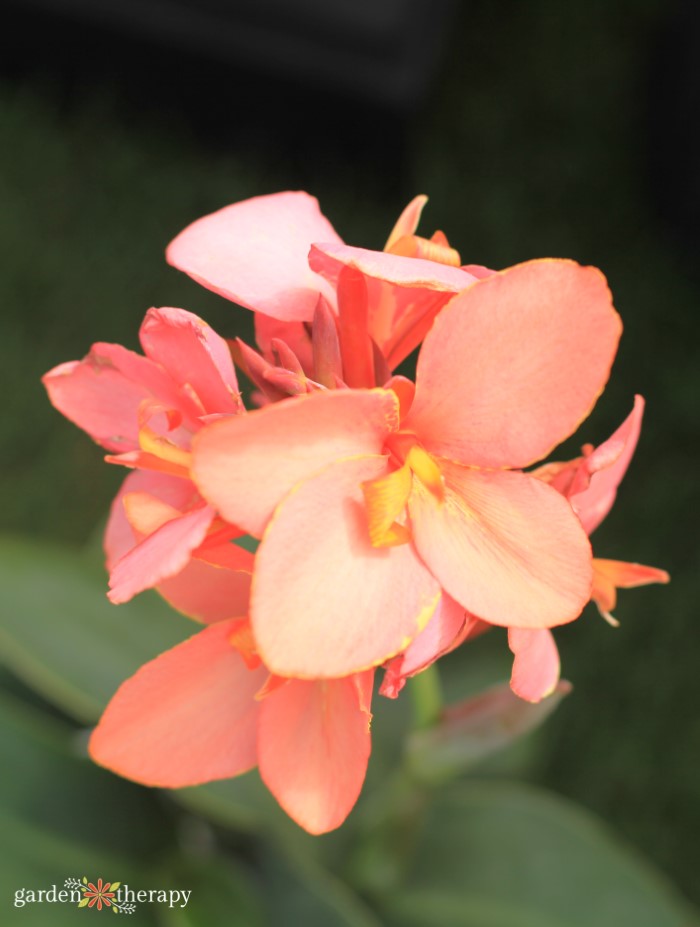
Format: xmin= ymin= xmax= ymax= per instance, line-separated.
xmin=89 ymin=620 xmax=266 ymax=786
xmin=509 ymin=628 xmax=560 ymax=703
xmin=309 ymin=242 xmax=477 ymax=369
xmin=380 ymin=593 xmax=466 ymax=698
xmin=192 ymin=389 xmax=400 ymax=537
xmin=571 ymin=396 xmax=645 ymax=534
xmin=42 ymin=343 xmax=190 ymax=452
xmin=139 ymin=307 xmax=242 ymax=415
xmin=252 ymin=456 xmax=441 ymax=678
xmin=166 ymin=192 xmax=341 ymax=321
xmin=258 ymin=672 xmax=373 ymax=834
xmin=409 ymin=460 xmax=592 ymax=629
xmin=404 ymin=260 xmax=622 ymax=468
xmin=104 ymin=471 xmax=199 ymax=570
xmin=108 ymin=504 xmax=216 ymax=604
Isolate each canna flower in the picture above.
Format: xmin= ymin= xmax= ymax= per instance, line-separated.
xmin=89 ymin=603 xmax=374 ymax=835
xmin=191 ymin=258 xmax=622 ymax=680
xmin=42 ymin=307 xmax=251 ymax=617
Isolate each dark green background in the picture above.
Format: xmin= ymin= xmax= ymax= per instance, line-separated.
xmin=1 ymin=0 xmax=698 ymax=912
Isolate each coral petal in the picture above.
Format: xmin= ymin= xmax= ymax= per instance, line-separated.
xmin=139 ymin=307 xmax=242 ymax=415
xmin=104 ymin=471 xmax=198 ymax=569
xmin=89 ymin=620 xmax=265 ymax=786
xmin=166 ymin=192 xmax=341 ymax=321
xmin=192 ymin=389 xmax=400 ymax=536
xmin=509 ymin=628 xmax=560 ymax=703
xmin=571 ymin=396 xmax=645 ymax=534
xmin=405 ymin=260 xmax=622 ymax=468
xmin=380 ymin=593 xmax=466 ymax=698
xmin=42 ymin=345 xmax=186 ymax=452
xmin=253 ymin=456 xmax=441 ymax=677
xmin=108 ymin=504 xmax=215 ymax=604
xmin=409 ymin=461 xmax=592 ymax=629
xmin=258 ymin=672 xmax=373 ymax=834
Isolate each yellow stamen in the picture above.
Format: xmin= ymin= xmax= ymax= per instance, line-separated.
xmin=406 ymin=445 xmax=445 ymax=502
xmin=361 ymin=463 xmax=413 ymax=548
xmin=138 ymin=424 xmax=192 ymax=472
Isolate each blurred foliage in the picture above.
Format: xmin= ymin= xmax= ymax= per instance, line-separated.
xmin=1 ymin=0 xmax=698 ymax=919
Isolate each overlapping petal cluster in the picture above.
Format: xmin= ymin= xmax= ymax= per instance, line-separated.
xmin=43 ymin=192 xmax=668 ymax=833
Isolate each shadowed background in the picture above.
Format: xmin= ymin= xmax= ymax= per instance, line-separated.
xmin=1 ymin=0 xmax=698 ymax=916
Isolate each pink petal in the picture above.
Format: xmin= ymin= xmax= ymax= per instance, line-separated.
xmin=404 ymin=260 xmax=622 ymax=469
xmin=166 ymin=192 xmax=341 ymax=322
xmin=309 ymin=242 xmax=477 ymax=369
xmin=258 ymin=672 xmax=373 ymax=834
xmin=255 ymin=313 xmax=315 ymax=374
xmin=89 ymin=619 xmax=266 ymax=786
xmin=42 ymin=344 xmax=190 ymax=452
xmin=380 ymin=593 xmax=466 ymax=698
xmin=508 ymin=628 xmax=560 ymax=703
xmin=139 ymin=307 xmax=242 ymax=415
xmin=252 ymin=456 xmax=441 ymax=678
xmin=409 ymin=460 xmax=593 ymax=630
xmin=571 ymin=395 xmax=645 ymax=534
xmin=192 ymin=388 xmax=400 ymax=537
xmin=104 ymin=471 xmax=199 ymax=569
xmin=108 ymin=504 xmax=216 ymax=604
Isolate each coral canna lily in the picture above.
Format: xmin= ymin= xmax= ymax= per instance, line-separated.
xmin=192 ymin=258 xmax=622 ymax=679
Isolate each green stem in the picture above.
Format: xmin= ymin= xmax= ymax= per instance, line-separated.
xmin=409 ymin=664 xmax=444 ymax=730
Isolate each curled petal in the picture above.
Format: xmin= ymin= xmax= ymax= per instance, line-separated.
xmin=108 ymin=504 xmax=216 ymax=604
xmin=409 ymin=460 xmax=593 ymax=630
xmin=166 ymin=192 xmax=341 ymax=321
xmin=104 ymin=471 xmax=198 ymax=569
xmin=384 ymin=194 xmax=428 ymax=250
xmin=380 ymin=593 xmax=466 ymax=698
xmin=139 ymin=307 xmax=242 ymax=415
xmin=405 ymin=260 xmax=622 ymax=469
xmin=258 ymin=672 xmax=373 ymax=834
xmin=192 ymin=389 xmax=400 ymax=537
xmin=509 ymin=628 xmax=561 ymax=703
xmin=252 ymin=456 xmax=441 ymax=678
xmin=571 ymin=395 xmax=645 ymax=534
xmin=90 ymin=620 xmax=266 ymax=786
xmin=591 ymin=558 xmax=670 ymax=624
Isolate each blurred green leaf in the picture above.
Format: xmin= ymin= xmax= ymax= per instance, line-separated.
xmin=261 ymin=849 xmax=382 ymax=927
xmin=155 ymin=855 xmax=265 ymax=927
xmin=0 ymin=535 xmax=194 ymax=721
xmin=380 ymin=781 xmax=695 ymax=927
xmin=0 ymin=690 xmax=165 ymax=925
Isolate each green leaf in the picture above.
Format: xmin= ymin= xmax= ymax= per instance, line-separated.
xmin=78 ymin=897 xmax=90 ymax=907
xmin=0 ymin=689 xmax=171 ymax=885
xmin=154 ymin=854 xmax=266 ymax=927
xmin=0 ymin=535 xmax=194 ymax=721
xmin=406 ymin=680 xmax=571 ymax=783
xmin=261 ymin=849 xmax=382 ymax=927
xmin=380 ymin=781 xmax=696 ymax=927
